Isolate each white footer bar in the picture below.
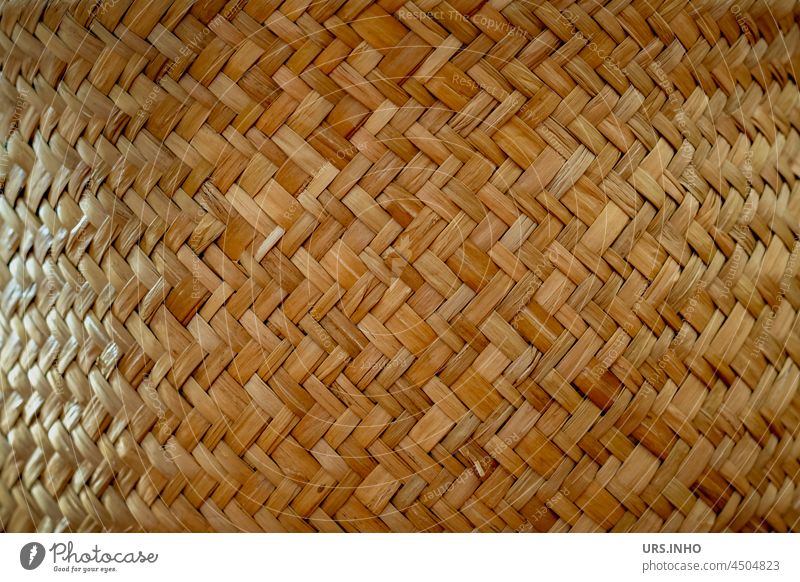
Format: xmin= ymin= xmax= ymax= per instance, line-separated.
xmin=1 ymin=533 xmax=796 ymax=581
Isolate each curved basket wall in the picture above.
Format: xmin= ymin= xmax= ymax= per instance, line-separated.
xmin=1 ymin=0 xmax=800 ymax=533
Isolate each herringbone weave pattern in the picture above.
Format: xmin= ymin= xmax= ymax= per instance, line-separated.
xmin=1 ymin=0 xmax=800 ymax=532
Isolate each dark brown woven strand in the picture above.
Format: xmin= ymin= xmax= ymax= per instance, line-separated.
xmin=1 ymin=0 xmax=800 ymax=532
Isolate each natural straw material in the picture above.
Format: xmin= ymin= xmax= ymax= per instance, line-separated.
xmin=1 ymin=0 xmax=800 ymax=533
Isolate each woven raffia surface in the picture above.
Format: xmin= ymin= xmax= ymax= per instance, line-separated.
xmin=1 ymin=0 xmax=800 ymax=533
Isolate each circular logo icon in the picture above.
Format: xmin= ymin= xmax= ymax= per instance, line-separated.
xmin=20 ymin=542 xmax=46 ymax=570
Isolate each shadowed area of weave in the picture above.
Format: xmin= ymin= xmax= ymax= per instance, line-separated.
xmin=1 ymin=0 xmax=800 ymax=532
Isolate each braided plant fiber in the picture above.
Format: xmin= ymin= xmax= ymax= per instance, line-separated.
xmin=1 ymin=0 xmax=800 ymax=533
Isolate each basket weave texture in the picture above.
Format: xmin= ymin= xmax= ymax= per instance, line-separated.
xmin=1 ymin=0 xmax=800 ymax=533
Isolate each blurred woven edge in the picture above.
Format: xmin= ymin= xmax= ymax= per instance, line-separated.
xmin=1 ymin=0 xmax=800 ymax=532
